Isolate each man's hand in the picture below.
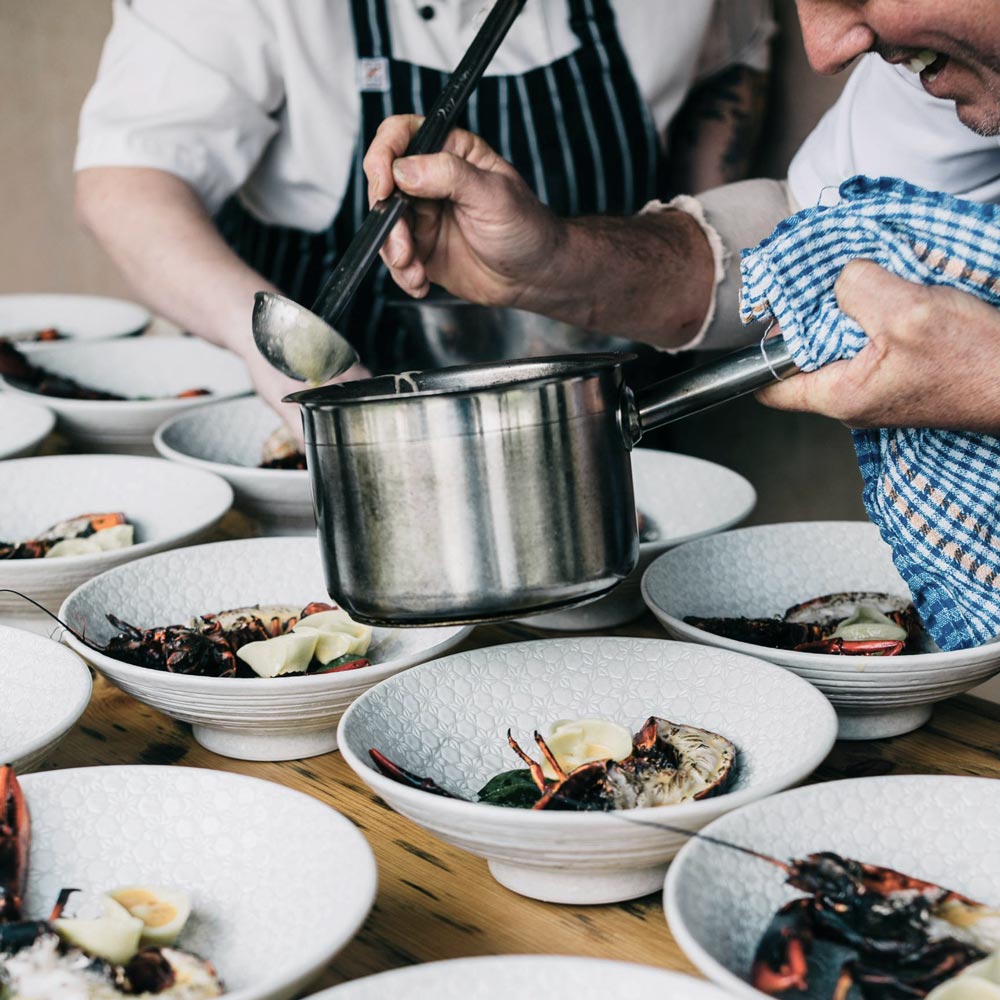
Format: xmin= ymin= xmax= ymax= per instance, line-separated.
xmin=363 ymin=115 xmax=716 ymax=348
xmin=364 ymin=115 xmax=567 ymax=310
xmin=757 ymin=259 xmax=1000 ymax=434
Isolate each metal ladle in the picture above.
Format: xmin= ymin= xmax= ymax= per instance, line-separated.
xmin=251 ymin=0 xmax=529 ymax=384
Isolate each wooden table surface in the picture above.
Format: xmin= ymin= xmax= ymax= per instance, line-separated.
xmin=43 ymin=610 xmax=1000 ymax=995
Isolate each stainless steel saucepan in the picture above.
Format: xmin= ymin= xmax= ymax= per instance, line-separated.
xmin=288 ymin=338 xmax=797 ymax=626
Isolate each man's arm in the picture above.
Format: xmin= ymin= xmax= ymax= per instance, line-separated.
xmin=665 ymin=65 xmax=770 ymax=194
xmin=74 ymin=166 xmax=326 ymax=433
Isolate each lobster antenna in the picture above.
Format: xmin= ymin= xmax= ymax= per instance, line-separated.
xmin=0 ymin=590 xmax=104 ymax=653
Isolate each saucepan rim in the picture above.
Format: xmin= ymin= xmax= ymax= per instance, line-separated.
xmin=285 ymin=351 xmax=635 ymax=408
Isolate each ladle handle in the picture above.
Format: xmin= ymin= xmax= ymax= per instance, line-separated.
xmin=632 ymin=336 xmax=798 ymax=437
xmin=311 ymin=0 xmax=528 ymax=329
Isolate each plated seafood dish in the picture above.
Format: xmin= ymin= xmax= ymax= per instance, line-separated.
xmin=258 ymin=426 xmax=306 ymax=471
xmin=0 ymin=342 xmax=209 ymax=401
xmin=685 ymin=592 xmax=925 ymax=657
xmin=371 ymin=715 xmax=736 ymax=811
xmin=0 ymin=328 xmax=66 ymax=344
xmin=1 ymin=513 xmax=135 ymax=560
xmin=99 ymin=603 xmax=374 ymax=678
xmin=749 ymin=849 xmax=999 ymax=1000
xmin=1 ymin=766 xmax=222 ymax=998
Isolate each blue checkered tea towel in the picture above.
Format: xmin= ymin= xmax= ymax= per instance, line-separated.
xmin=739 ymin=175 xmax=1000 ymax=651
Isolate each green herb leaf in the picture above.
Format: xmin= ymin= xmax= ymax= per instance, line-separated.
xmin=476 ymin=768 xmax=542 ymax=808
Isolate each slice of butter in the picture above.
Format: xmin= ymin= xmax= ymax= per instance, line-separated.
xmin=237 ymin=630 xmax=318 ymax=677
xmin=541 ymin=718 xmax=634 ymax=780
xmin=92 ymin=524 xmax=135 ymax=551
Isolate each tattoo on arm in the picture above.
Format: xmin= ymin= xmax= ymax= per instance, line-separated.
xmin=665 ymin=64 xmax=770 ymax=195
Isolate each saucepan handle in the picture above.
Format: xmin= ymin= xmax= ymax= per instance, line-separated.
xmin=627 ymin=337 xmax=799 ymax=442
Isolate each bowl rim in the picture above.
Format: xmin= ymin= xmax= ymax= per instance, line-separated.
xmin=662 ymin=773 xmax=1000 ymax=1000
xmin=0 ymin=394 xmax=56 ymax=459
xmin=0 ymin=291 xmax=151 ymax=341
xmin=0 ymin=454 xmax=234 ymax=577
xmin=153 ymin=397 xmax=310 ymax=482
xmin=0 ymin=626 xmax=93 ymax=766
xmin=629 ymin=448 xmax=757 ymax=555
xmin=0 ymin=337 xmax=251 ymax=413
xmin=336 ymin=635 xmax=839 ymax=830
xmin=641 ymin=519 xmax=1000 ymax=670
xmin=18 ymin=763 xmax=378 ymax=1000
xmin=308 ymin=954 xmax=734 ymax=999
xmin=58 ymin=535 xmax=473 ymax=693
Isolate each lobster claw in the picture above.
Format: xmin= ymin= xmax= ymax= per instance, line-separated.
xmin=368 ymin=749 xmax=462 ymax=798
xmin=751 ymin=897 xmax=815 ymax=995
xmin=0 ymin=764 xmax=30 ymax=923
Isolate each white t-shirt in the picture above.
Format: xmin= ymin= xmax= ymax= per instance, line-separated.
xmin=75 ymin=0 xmax=774 ymax=230
xmin=789 ymin=54 xmax=1000 ymax=208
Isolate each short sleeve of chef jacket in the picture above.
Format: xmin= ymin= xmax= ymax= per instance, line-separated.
xmin=789 ymin=55 xmax=1000 ymax=207
xmin=74 ymin=0 xmax=282 ymax=214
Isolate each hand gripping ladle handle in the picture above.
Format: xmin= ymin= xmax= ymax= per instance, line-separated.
xmin=310 ymin=0 xmax=529 ymax=330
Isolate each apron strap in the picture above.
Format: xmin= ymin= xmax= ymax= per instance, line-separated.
xmin=350 ymin=0 xmax=394 ymax=60
xmin=566 ymin=0 xmax=619 ymax=47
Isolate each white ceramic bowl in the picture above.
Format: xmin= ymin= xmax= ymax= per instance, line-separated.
xmin=154 ymin=396 xmax=313 ymax=534
xmin=0 ymin=292 xmax=149 ymax=347
xmin=665 ymin=775 xmax=1000 ymax=1000
xmin=518 ymin=449 xmax=756 ymax=631
xmin=16 ymin=765 xmax=376 ymax=1000
xmin=0 ymin=394 xmax=55 ymax=459
xmin=310 ymin=956 xmax=735 ymax=1000
xmin=1 ymin=338 xmax=252 ymax=454
xmin=641 ymin=521 xmax=1000 ymax=740
xmin=60 ymin=537 xmax=472 ymax=761
xmin=337 ymin=636 xmax=837 ymax=905
xmin=0 ymin=454 xmax=233 ymax=634
xmin=0 ymin=625 xmax=92 ymax=772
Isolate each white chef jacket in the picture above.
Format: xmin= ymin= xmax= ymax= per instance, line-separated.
xmin=790 ymin=54 xmax=1000 ymax=208
xmin=75 ymin=0 xmax=775 ymax=229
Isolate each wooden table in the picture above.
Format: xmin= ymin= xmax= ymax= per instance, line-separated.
xmin=44 ymin=613 xmax=1000 ymax=994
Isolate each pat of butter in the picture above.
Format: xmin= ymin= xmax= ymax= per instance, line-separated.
xmin=540 ymin=718 xmax=633 ymax=780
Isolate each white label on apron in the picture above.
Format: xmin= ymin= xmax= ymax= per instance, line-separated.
xmin=358 ymin=57 xmax=391 ymax=93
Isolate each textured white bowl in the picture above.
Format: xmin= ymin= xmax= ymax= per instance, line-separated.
xmin=665 ymin=775 xmax=1000 ymax=1000
xmin=642 ymin=521 xmax=1000 ymax=740
xmin=0 ymin=625 xmax=92 ymax=772
xmin=310 ymin=956 xmax=735 ymax=1000
xmin=0 ymin=454 xmax=233 ymax=634
xmin=1 ymin=338 xmax=251 ymax=454
xmin=518 ymin=449 xmax=756 ymax=631
xmin=154 ymin=396 xmax=313 ymax=534
xmin=0 ymin=292 xmax=149 ymax=347
xmin=60 ymin=537 xmax=472 ymax=761
xmin=0 ymin=394 xmax=55 ymax=459
xmin=17 ymin=765 xmax=376 ymax=1000
xmin=338 ymin=636 xmax=837 ymax=905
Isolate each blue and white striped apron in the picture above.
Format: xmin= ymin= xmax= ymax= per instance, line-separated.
xmin=217 ymin=0 xmax=664 ymax=374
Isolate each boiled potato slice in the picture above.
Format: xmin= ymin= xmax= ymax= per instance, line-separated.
xmin=45 ymin=537 xmax=101 ymax=558
xmin=92 ymin=524 xmax=135 ymax=551
xmin=54 ymin=897 xmax=144 ymax=964
xmin=237 ymin=630 xmax=318 ymax=677
xmin=293 ymin=626 xmax=352 ymax=665
xmin=110 ymin=886 xmax=191 ymax=947
xmin=294 ymin=609 xmax=372 ymax=656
